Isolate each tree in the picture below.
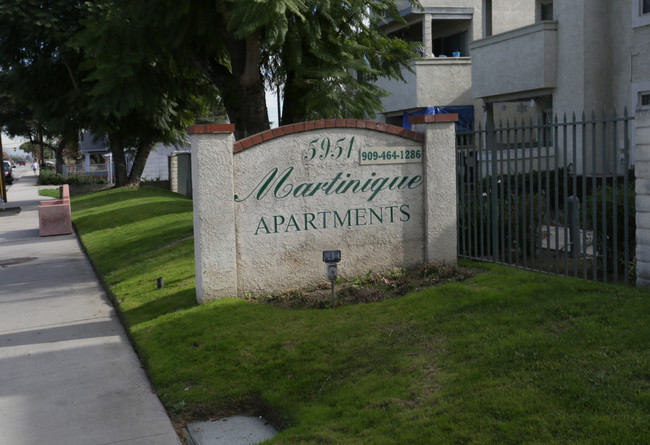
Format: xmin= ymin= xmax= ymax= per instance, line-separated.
xmin=274 ymin=1 xmax=419 ymax=125
xmin=73 ymin=1 xmax=221 ymax=186
xmin=0 ymin=1 xmax=87 ymax=171
xmin=0 ymin=1 xmax=215 ymax=186
xmin=102 ymin=0 xmax=420 ymax=140
xmin=0 ymin=90 xmax=75 ymax=169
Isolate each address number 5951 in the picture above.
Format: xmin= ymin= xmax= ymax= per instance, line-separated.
xmin=303 ymin=137 xmax=355 ymax=162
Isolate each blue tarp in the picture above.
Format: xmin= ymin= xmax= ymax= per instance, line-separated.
xmin=402 ymin=106 xmax=474 ymax=131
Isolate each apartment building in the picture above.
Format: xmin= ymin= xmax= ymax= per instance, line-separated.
xmin=470 ymin=0 xmax=650 ymax=171
xmin=373 ymin=0 xmax=535 ymax=128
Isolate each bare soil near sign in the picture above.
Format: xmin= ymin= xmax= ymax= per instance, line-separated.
xmin=245 ymin=263 xmax=483 ymax=309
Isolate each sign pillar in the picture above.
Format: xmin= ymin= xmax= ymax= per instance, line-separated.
xmin=189 ymin=124 xmax=237 ymax=302
xmin=410 ymin=114 xmax=459 ymax=264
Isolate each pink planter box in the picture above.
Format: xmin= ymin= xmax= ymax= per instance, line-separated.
xmin=38 ymin=185 xmax=72 ymax=237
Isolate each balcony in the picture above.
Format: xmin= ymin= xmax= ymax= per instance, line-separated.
xmin=374 ymin=57 xmax=473 ymax=113
xmin=470 ymin=21 xmax=558 ymax=100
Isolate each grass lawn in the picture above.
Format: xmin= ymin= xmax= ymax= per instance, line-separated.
xmin=71 ymin=187 xmax=650 ymax=444
xmin=38 ymin=187 xmax=62 ymax=199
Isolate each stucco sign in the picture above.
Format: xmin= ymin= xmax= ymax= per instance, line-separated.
xmin=189 ymin=117 xmax=457 ymax=302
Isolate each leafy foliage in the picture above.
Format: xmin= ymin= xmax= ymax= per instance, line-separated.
xmin=0 ymin=1 xmax=87 ymax=158
xmin=38 ymin=166 xmax=108 ymax=186
xmin=95 ymin=0 xmax=420 ymax=138
xmin=275 ymin=1 xmax=420 ymax=123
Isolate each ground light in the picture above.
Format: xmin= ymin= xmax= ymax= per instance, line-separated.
xmin=323 ymin=250 xmax=341 ymax=308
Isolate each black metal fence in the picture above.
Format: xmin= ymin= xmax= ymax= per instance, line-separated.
xmin=456 ymin=108 xmax=635 ymax=285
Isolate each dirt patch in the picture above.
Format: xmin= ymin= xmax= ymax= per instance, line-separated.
xmin=245 ymin=263 xmax=484 ymax=309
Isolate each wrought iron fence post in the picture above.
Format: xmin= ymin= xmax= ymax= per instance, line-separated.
xmin=487 ymin=109 xmax=499 ymax=262
xmin=567 ymin=195 xmax=581 ymax=258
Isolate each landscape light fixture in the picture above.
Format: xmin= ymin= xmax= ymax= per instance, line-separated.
xmin=322 ymin=250 xmax=341 ymax=308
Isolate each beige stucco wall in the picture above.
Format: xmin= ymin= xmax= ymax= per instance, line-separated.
xmin=232 ymin=128 xmax=425 ymax=294
xmin=190 ymin=127 xmax=238 ymax=302
xmin=374 ymin=59 xmax=479 ymax=124
xmin=374 ymin=64 xmax=418 ymax=112
xmin=470 ymin=21 xmax=558 ymax=100
xmin=415 ymin=59 xmax=473 ymax=106
xmin=632 ymin=25 xmax=650 ymax=83
xmin=491 ymin=0 xmax=536 ymax=36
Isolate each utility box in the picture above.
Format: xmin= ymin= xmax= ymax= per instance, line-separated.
xmin=169 ymin=151 xmax=192 ymax=197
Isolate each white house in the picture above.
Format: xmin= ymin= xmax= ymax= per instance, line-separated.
xmin=78 ymin=131 xmax=189 ymax=182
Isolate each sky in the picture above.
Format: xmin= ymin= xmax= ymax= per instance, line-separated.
xmin=2 ymin=134 xmax=25 ymax=149
xmin=266 ymin=88 xmax=282 ymax=128
xmin=1 ymin=133 xmax=27 ymax=157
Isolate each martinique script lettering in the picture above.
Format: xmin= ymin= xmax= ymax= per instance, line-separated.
xmin=234 ymin=167 xmax=423 ymax=203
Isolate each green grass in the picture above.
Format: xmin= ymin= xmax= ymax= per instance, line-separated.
xmin=71 ymin=187 xmax=650 ymax=444
xmin=38 ymin=187 xmax=61 ymax=199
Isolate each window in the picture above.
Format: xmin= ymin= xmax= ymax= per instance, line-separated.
xmin=537 ymin=0 xmax=553 ymax=21
xmin=640 ymin=92 xmax=650 ymax=109
xmin=433 ymin=31 xmax=469 ymax=57
xmin=541 ymin=4 xmax=553 ymax=20
xmin=633 ymin=0 xmax=650 ymax=26
xmin=483 ymin=0 xmax=493 ymax=37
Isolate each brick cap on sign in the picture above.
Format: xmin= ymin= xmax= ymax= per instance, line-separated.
xmin=233 ymin=119 xmax=424 ymax=153
xmin=187 ymin=124 xmax=235 ymax=135
xmin=408 ymin=113 xmax=459 ymax=125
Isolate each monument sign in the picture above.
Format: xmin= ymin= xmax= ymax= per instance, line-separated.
xmin=189 ymin=116 xmax=457 ymax=302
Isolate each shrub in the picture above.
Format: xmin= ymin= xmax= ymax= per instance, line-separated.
xmin=38 ymin=166 xmax=107 ymax=186
xmin=458 ymin=176 xmax=545 ymax=259
xmin=585 ymin=181 xmax=636 ymax=279
xmin=38 ymin=167 xmax=65 ymax=185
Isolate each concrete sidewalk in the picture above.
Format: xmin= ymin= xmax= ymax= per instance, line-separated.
xmin=0 ymin=167 xmax=180 ymax=444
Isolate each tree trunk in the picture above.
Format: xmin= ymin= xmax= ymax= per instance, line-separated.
xmin=226 ymin=78 xmax=269 ymax=140
xmin=127 ymin=138 xmax=155 ymax=186
xmin=281 ymin=70 xmax=308 ymax=125
xmin=55 ymin=139 xmax=66 ymax=175
xmin=109 ymin=133 xmax=128 ymax=187
xmin=192 ymin=25 xmax=269 ymax=140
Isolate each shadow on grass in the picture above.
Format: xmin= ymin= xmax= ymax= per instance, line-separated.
xmin=73 ymin=201 xmax=193 ymax=235
xmin=125 ymin=288 xmax=198 ymax=327
xmin=83 ymin=220 xmax=194 ymax=274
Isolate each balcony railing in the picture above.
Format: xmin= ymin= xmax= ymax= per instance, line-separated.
xmin=375 ymin=57 xmax=473 ymax=112
xmin=470 ymin=21 xmax=558 ymax=100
